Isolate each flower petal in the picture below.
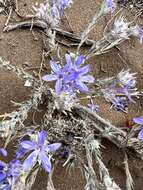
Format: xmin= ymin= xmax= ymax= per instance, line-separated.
xmin=42 ymin=74 xmax=57 ymax=81
xmin=16 ymin=147 xmax=28 ymax=159
xmin=46 ymin=143 xmax=61 ymax=152
xmin=75 ymin=55 xmax=85 ymax=66
xmin=79 ymin=65 xmax=90 ymax=75
xmin=133 ymin=117 xmax=143 ymax=125
xmin=38 ymin=153 xmax=52 ymax=173
xmin=23 ymin=151 xmax=38 ymax=171
xmin=20 ymin=141 xmax=36 ymax=150
xmin=138 ymin=129 xmax=143 ymax=140
xmin=55 ymin=79 xmax=62 ymax=94
xmin=37 ymin=130 xmax=47 ymax=145
xmin=76 ymin=81 xmax=89 ymax=92
xmin=50 ymin=60 xmax=61 ymax=73
xmin=63 ymin=62 xmax=72 ymax=73
xmin=65 ymin=54 xmax=73 ymax=68
xmin=0 ymin=161 xmax=6 ymax=170
xmin=0 ymin=148 xmax=7 ymax=157
xmin=0 ymin=172 xmax=6 ymax=182
xmin=80 ymin=75 xmax=94 ymax=83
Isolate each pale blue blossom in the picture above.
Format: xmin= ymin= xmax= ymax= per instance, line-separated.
xmin=42 ymin=53 xmax=94 ymax=95
xmin=19 ymin=131 xmax=61 ymax=173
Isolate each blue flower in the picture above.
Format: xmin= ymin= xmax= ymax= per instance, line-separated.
xmin=20 ymin=131 xmax=61 ymax=173
xmin=64 ymin=54 xmax=94 ymax=92
xmin=0 ymin=159 xmax=22 ymax=190
xmin=42 ymin=59 xmax=72 ymax=94
xmin=42 ymin=54 xmax=94 ymax=95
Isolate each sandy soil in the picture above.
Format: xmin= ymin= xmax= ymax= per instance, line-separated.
xmin=0 ymin=0 xmax=143 ymax=189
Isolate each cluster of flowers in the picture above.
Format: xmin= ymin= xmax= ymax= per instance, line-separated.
xmin=0 ymin=131 xmax=61 ymax=189
xmin=42 ymin=53 xmax=95 ymax=108
xmin=41 ymin=52 xmax=141 ymax=113
xmin=101 ymin=70 xmax=139 ymax=111
xmin=33 ymin=0 xmax=73 ymax=27
xmin=42 ymin=53 xmax=95 ymax=110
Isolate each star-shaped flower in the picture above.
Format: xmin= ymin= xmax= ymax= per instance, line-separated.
xmin=20 ymin=131 xmax=61 ymax=173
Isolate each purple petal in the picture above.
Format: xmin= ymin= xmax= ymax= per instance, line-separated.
xmin=76 ymin=81 xmax=89 ymax=92
xmin=75 ymin=55 xmax=85 ymax=66
xmin=42 ymin=74 xmax=57 ymax=81
xmin=46 ymin=143 xmax=61 ymax=152
xmin=16 ymin=147 xmax=28 ymax=159
xmin=125 ymin=93 xmax=134 ymax=103
xmin=133 ymin=117 xmax=143 ymax=125
xmin=37 ymin=130 xmax=47 ymax=145
xmin=0 ymin=161 xmax=6 ymax=170
xmin=65 ymin=54 xmax=73 ymax=69
xmin=138 ymin=129 xmax=143 ymax=140
xmin=55 ymin=79 xmax=62 ymax=94
xmin=50 ymin=60 xmax=61 ymax=73
xmin=20 ymin=141 xmax=36 ymax=150
xmin=79 ymin=65 xmax=90 ymax=75
xmin=80 ymin=75 xmax=94 ymax=83
xmin=23 ymin=151 xmax=38 ymax=171
xmin=0 ymin=148 xmax=7 ymax=157
xmin=63 ymin=62 xmax=73 ymax=73
xmin=0 ymin=172 xmax=6 ymax=182
xmin=38 ymin=153 xmax=52 ymax=173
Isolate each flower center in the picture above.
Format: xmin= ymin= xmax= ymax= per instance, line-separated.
xmin=37 ymin=144 xmax=43 ymax=151
xmin=58 ymin=74 xmax=63 ymax=79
